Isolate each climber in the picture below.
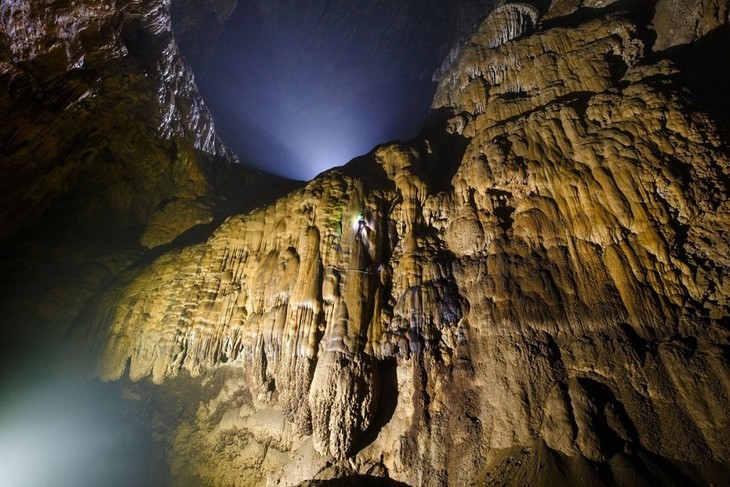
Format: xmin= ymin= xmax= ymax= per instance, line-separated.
xmin=355 ymin=212 xmax=369 ymax=241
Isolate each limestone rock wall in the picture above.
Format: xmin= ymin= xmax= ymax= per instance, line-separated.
xmin=0 ymin=0 xmax=295 ymax=392
xmin=0 ymin=0 xmax=264 ymax=244
xmin=1 ymin=0 xmax=233 ymax=158
xmin=90 ymin=3 xmax=730 ymax=485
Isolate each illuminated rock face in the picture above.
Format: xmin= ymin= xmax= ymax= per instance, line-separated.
xmin=479 ymin=3 xmax=540 ymax=48
xmin=3 ymin=1 xmax=728 ymax=486
xmin=88 ymin=3 xmax=730 ymax=485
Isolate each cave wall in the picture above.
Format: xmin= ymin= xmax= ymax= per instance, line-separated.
xmin=0 ymin=0 xmax=280 ymax=244
xmin=1 ymin=0 xmax=730 ymax=486
xmin=86 ymin=1 xmax=730 ymax=486
xmin=0 ymin=0 xmax=294 ymax=375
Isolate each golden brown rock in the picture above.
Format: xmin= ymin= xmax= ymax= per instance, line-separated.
xmin=8 ymin=1 xmax=728 ymax=486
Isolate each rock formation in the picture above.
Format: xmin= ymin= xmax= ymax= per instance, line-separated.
xmin=2 ymin=0 xmax=730 ymax=486
xmin=479 ymin=3 xmax=540 ymax=48
xmin=0 ymin=0 xmax=296 ymax=366
xmin=0 ymin=0 xmax=290 ymax=246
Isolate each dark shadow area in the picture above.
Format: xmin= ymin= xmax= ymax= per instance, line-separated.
xmin=658 ymin=23 xmax=730 ymax=135
xmin=304 ymin=475 xmax=412 ymax=487
xmin=576 ymin=377 xmax=639 ymax=457
xmin=479 ymin=440 xmax=728 ymax=487
xmin=340 ymin=152 xmax=395 ymax=194
xmin=421 ymin=107 xmax=470 ymax=193
xmin=617 ymin=322 xmax=651 ymax=363
xmin=610 ymin=445 xmax=730 ymax=487
xmin=0 ymin=222 xmax=145 ymax=374
xmin=488 ymin=189 xmax=515 ymax=231
xmin=353 ymin=358 xmax=399 ymax=453
xmin=540 ymin=0 xmax=656 ymax=32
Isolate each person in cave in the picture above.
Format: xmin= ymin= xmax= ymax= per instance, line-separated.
xmin=356 ymin=212 xmax=371 ymax=242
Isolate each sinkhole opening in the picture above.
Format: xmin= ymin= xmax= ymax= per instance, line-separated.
xmin=173 ymin=1 xmax=456 ymax=181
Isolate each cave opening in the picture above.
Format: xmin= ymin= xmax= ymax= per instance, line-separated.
xmin=172 ymin=1 xmax=454 ymax=180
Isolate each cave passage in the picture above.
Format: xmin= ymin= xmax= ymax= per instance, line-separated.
xmin=178 ymin=1 xmax=451 ymax=180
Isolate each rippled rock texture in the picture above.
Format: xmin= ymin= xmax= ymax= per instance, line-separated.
xmin=0 ymin=0 xmax=298 ymax=366
xmin=82 ymin=1 xmax=730 ymax=485
xmin=3 ymin=0 xmax=730 ymax=486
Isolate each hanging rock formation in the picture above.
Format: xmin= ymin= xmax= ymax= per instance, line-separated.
xmin=479 ymin=3 xmax=540 ymax=48
xmin=0 ymin=0 xmax=295 ymax=389
xmin=83 ymin=1 xmax=730 ymax=485
xmin=2 ymin=0 xmax=730 ymax=486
